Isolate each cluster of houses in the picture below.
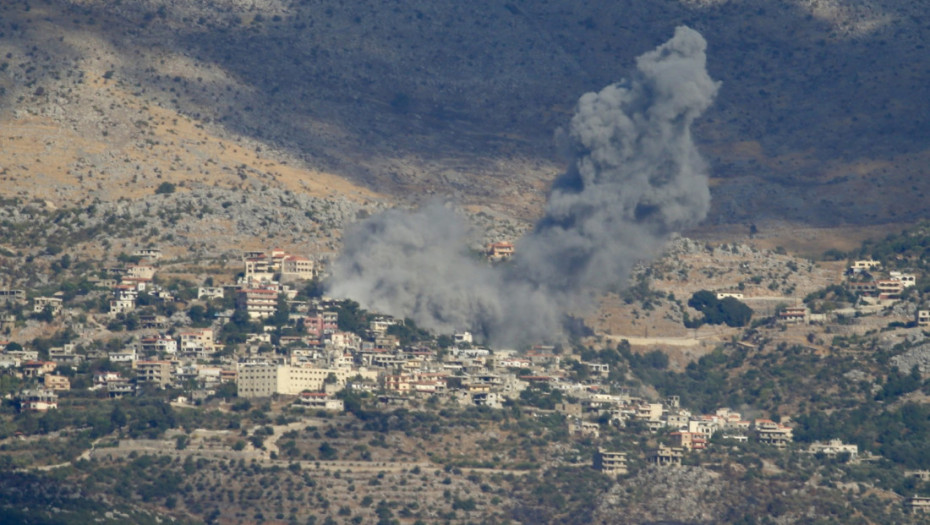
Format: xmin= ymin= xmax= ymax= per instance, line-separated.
xmin=0 ymin=245 xmax=870 ymax=482
xmin=717 ymin=260 xmax=922 ymax=327
xmin=582 ymin=396 xmax=797 ymax=473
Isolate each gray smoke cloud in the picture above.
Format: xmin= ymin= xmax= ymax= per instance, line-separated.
xmin=327 ymin=26 xmax=720 ymax=346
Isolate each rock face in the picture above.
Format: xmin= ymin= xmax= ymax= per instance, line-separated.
xmin=594 ymin=466 xmax=727 ymax=524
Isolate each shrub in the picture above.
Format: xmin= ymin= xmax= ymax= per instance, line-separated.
xmin=155 ymin=182 xmax=176 ymax=195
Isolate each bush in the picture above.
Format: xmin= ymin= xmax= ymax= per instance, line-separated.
xmin=155 ymin=182 xmax=176 ymax=195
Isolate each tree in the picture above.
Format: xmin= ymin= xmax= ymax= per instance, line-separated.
xmin=155 ymin=182 xmax=176 ymax=194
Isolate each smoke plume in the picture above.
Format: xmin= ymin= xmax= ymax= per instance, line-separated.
xmin=328 ymin=26 xmax=720 ymax=346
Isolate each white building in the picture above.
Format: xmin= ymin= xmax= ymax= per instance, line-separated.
xmin=281 ymin=255 xmax=316 ymax=281
xmin=237 ymin=362 xmax=365 ymax=398
xmin=808 ymin=439 xmax=858 ymax=459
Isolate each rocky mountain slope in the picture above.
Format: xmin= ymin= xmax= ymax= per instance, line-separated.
xmin=1 ymin=0 xmax=928 ymax=239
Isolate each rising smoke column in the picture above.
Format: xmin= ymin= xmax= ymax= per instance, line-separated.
xmin=327 ymin=26 xmax=720 ymax=345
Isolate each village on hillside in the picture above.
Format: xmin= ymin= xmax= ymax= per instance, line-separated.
xmin=4 ymin=235 xmax=930 ymax=520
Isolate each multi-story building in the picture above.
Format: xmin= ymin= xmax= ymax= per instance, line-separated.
xmin=281 ymin=255 xmax=315 ymax=281
xmin=671 ymin=431 xmax=707 ymax=451
xmin=237 ymin=362 xmax=279 ymax=398
xmin=486 ymin=241 xmax=514 ymax=261
xmin=649 ymin=445 xmax=683 ymax=467
xmin=753 ymin=419 xmax=794 ymax=447
xmin=594 ymin=449 xmax=628 ymax=476
xmin=237 ymin=362 xmax=356 ymax=398
xmin=19 ymin=389 xmax=58 ymax=411
xmin=32 ymin=296 xmax=63 ymax=315
xmin=304 ymin=312 xmax=338 ymax=338
xmin=244 ymin=256 xmax=274 ymax=284
xmin=179 ymin=328 xmax=215 ymax=356
xmin=43 ymin=374 xmax=71 ymax=391
xmin=134 ymin=360 xmax=174 ymax=388
xmin=237 ymin=288 xmax=278 ymax=319
xmin=141 ymin=335 xmax=178 ymax=355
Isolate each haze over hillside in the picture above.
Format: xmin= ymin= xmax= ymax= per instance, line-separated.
xmin=0 ymin=0 xmax=928 ymax=229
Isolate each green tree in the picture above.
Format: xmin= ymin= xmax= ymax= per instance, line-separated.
xmin=155 ymin=182 xmax=176 ymax=194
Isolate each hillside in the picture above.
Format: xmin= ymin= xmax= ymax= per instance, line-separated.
xmin=0 ymin=0 xmax=928 ymax=234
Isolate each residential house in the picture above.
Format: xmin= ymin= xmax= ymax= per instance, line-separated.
xmin=753 ymin=419 xmax=793 ymax=447
xmin=850 ymin=260 xmax=881 ymax=273
xmin=19 ymin=389 xmax=58 ymax=411
xmin=905 ymin=497 xmax=930 ymax=514
xmin=244 ymin=255 xmax=274 ymax=284
xmin=237 ymin=288 xmax=278 ymax=319
xmin=197 ymin=287 xmax=225 ymax=300
xmin=296 ymin=392 xmax=344 ymax=412
xmin=109 ymin=284 xmax=137 ymax=316
xmin=32 ymin=296 xmax=63 ymax=315
xmin=649 ymin=445 xmax=683 ymax=467
xmin=808 ymin=439 xmax=858 ymax=459
xmin=21 ymin=360 xmax=56 ymax=378
xmin=0 ymin=289 xmax=26 ymax=302
xmin=304 ymin=312 xmax=338 ymax=339
xmin=779 ymin=306 xmax=808 ymax=324
xmin=486 ymin=241 xmax=514 ymax=261
xmin=918 ymin=310 xmax=930 ymax=327
xmin=281 ymin=255 xmax=315 ymax=281
xmin=126 ymin=264 xmax=155 ymax=280
xmin=134 ymin=360 xmax=174 ymax=388
xmin=108 ymin=347 xmax=137 ymax=363
xmin=139 ymin=314 xmax=169 ymax=329
xmin=876 ymin=279 xmax=905 ymax=299
xmin=569 ymin=419 xmax=601 ymax=439
xmin=49 ymin=344 xmax=83 ymax=366
xmin=133 ymin=247 xmax=162 ymax=260
xmin=142 ymin=335 xmax=178 ymax=355
xmin=671 ymin=431 xmax=707 ymax=451
xmin=44 ymin=374 xmax=70 ymax=391
xmin=179 ymin=328 xmax=215 ymax=357
xmin=581 ymin=361 xmax=610 ymax=378
xmin=890 ymin=271 xmax=917 ymax=287
xmin=594 ymin=449 xmax=628 ymax=476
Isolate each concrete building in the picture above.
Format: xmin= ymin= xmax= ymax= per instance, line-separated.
xmin=197 ymin=287 xmax=225 ymax=300
xmin=32 ymin=296 xmax=63 ymax=315
xmin=43 ymin=374 xmax=71 ymax=391
xmin=807 ymin=439 xmax=858 ymax=459
xmin=237 ymin=288 xmax=278 ymax=319
xmin=649 ymin=445 xmax=683 ymax=467
xmin=141 ymin=335 xmax=178 ymax=356
xmin=179 ymin=328 xmax=215 ymax=356
xmin=779 ymin=306 xmax=808 ymax=324
xmin=296 ymin=392 xmax=344 ymax=411
xmin=594 ymin=449 xmax=628 ymax=476
xmin=753 ymin=419 xmax=793 ymax=447
xmin=671 ymin=431 xmax=708 ymax=451
xmin=917 ymin=310 xmax=930 ymax=327
xmin=237 ymin=362 xmax=357 ymax=398
xmin=244 ymin=256 xmax=274 ymax=283
xmin=486 ymin=241 xmax=514 ymax=261
xmin=237 ymin=362 xmax=278 ymax=398
xmin=905 ymin=496 xmax=930 ymax=514
xmin=281 ymin=255 xmax=316 ymax=281
xmin=134 ymin=360 xmax=174 ymax=388
xmin=19 ymin=389 xmax=58 ymax=411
